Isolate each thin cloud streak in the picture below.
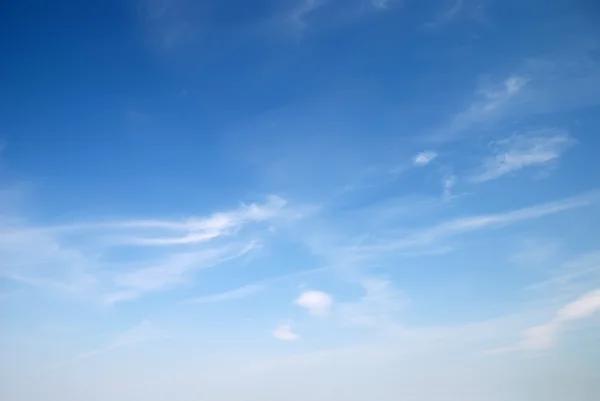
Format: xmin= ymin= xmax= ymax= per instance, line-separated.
xmin=1 ymin=195 xmax=290 ymax=305
xmin=187 ymin=284 xmax=265 ymax=304
xmin=471 ymin=129 xmax=574 ymax=183
xmin=106 ymin=241 xmax=259 ymax=305
xmin=427 ymin=75 xmax=529 ymax=143
xmin=352 ymin=191 xmax=599 ymax=254
xmin=487 ymin=288 xmax=600 ymax=354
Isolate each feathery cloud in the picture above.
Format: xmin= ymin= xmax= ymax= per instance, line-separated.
xmin=187 ymin=284 xmax=265 ymax=304
xmin=429 ymin=75 xmax=529 ymax=142
xmin=352 ymin=191 xmax=598 ymax=254
xmin=113 ymin=195 xmax=287 ymax=246
xmin=425 ymin=0 xmax=464 ymax=28
xmin=490 ymin=289 xmax=600 ymax=353
xmin=337 ymin=278 xmax=408 ymax=330
xmin=471 ymin=129 xmax=574 ymax=182
xmin=105 ymin=241 xmax=258 ymax=304
xmin=0 ymin=195 xmax=290 ymax=305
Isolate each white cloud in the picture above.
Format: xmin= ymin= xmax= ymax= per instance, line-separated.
xmin=556 ymin=289 xmax=600 ymax=321
xmin=471 ymin=129 xmax=574 ymax=182
xmin=429 ymin=75 xmax=529 ymax=142
xmin=429 ymin=45 xmax=600 ymax=143
xmin=413 ymin=151 xmax=438 ymax=166
xmin=114 ymin=195 xmax=287 ymax=246
xmin=337 ymin=278 xmax=408 ymax=330
xmin=524 ymin=251 xmax=600 ymax=311
xmin=509 ymin=238 xmax=560 ymax=269
xmin=0 ymin=195 xmax=289 ymax=305
xmin=106 ymin=241 xmax=258 ymax=304
xmin=295 ymin=290 xmax=334 ymax=317
xmin=490 ymin=288 xmax=600 ymax=353
xmin=353 ymin=191 xmax=598 ymax=254
xmin=186 ymin=284 xmax=264 ymax=304
xmin=272 ymin=323 xmax=300 ymax=341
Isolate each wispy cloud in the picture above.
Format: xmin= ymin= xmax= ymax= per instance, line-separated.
xmin=470 ymin=129 xmax=574 ymax=183
xmin=287 ymin=0 xmax=324 ymax=31
xmin=352 ymin=191 xmax=598 ymax=255
xmin=45 ymin=319 xmax=167 ymax=371
xmin=106 ymin=241 xmax=258 ymax=305
xmin=0 ymin=195 xmax=292 ymax=305
xmin=488 ymin=288 xmax=600 ymax=354
xmin=509 ymin=238 xmax=561 ymax=269
xmin=295 ymin=290 xmax=334 ymax=317
xmin=183 ymin=267 xmax=327 ymax=305
xmin=273 ymin=323 xmax=300 ymax=341
xmin=428 ymin=75 xmax=529 ymax=142
xmin=110 ymin=195 xmax=287 ymax=246
xmin=337 ymin=278 xmax=408 ymax=330
xmin=442 ymin=174 xmax=457 ymax=200
xmin=78 ymin=319 xmax=167 ymax=359
xmin=525 ymin=251 xmax=600 ymax=304
xmin=429 ymin=44 xmax=600 ymax=144
xmin=425 ymin=0 xmax=464 ymax=28
xmin=186 ymin=283 xmax=265 ymax=304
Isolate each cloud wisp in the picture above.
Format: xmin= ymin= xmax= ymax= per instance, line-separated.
xmin=349 ymin=191 xmax=599 ymax=255
xmin=44 ymin=319 xmax=167 ymax=372
xmin=105 ymin=241 xmax=259 ymax=305
xmin=428 ymin=75 xmax=529 ymax=142
xmin=0 ymin=195 xmax=291 ymax=305
xmin=488 ymin=289 xmax=600 ymax=354
xmin=471 ymin=129 xmax=574 ymax=183
xmin=337 ymin=278 xmax=408 ymax=331
xmin=186 ymin=284 xmax=265 ymax=304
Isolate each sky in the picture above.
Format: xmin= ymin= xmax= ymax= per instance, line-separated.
xmin=1 ymin=0 xmax=600 ymax=400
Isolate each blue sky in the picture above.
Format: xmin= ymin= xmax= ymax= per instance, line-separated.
xmin=2 ymin=0 xmax=600 ymax=400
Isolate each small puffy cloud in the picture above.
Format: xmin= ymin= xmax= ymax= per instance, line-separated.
xmin=471 ymin=128 xmax=573 ymax=182
xmin=295 ymin=290 xmax=334 ymax=317
xmin=272 ymin=323 xmax=299 ymax=341
xmin=413 ymin=151 xmax=438 ymax=166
